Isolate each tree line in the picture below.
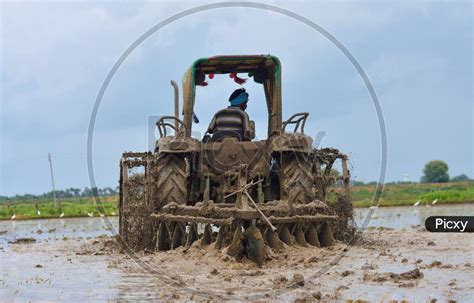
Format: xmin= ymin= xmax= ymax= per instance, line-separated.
xmin=1 ymin=160 xmax=470 ymax=200
xmin=350 ymin=160 xmax=470 ymax=185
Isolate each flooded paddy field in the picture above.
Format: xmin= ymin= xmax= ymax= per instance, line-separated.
xmin=1 ymin=204 xmax=473 ymax=301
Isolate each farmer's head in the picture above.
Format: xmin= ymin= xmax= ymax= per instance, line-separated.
xmin=229 ymin=88 xmax=249 ymax=110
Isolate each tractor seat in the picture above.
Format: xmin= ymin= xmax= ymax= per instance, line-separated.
xmin=207 ymin=107 xmax=251 ymax=142
xmin=210 ymin=130 xmax=243 ymax=142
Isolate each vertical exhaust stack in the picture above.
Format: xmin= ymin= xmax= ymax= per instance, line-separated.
xmin=170 ymin=80 xmax=179 ymax=136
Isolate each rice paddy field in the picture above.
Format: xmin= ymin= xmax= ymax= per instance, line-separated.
xmin=351 ymin=181 xmax=474 ymax=207
xmin=0 ymin=196 xmax=117 ymax=220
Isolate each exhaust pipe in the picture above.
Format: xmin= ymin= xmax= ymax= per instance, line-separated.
xmin=170 ymin=80 xmax=179 ymax=135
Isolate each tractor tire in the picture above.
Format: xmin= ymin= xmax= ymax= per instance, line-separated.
xmin=280 ymin=152 xmax=315 ymax=204
xmin=155 ymin=153 xmax=187 ymax=208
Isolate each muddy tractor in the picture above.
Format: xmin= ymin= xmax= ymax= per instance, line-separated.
xmin=119 ymin=55 xmax=352 ymax=264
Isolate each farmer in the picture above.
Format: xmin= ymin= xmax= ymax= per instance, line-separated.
xmin=207 ymin=88 xmax=255 ymax=141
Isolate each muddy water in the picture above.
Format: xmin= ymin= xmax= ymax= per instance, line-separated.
xmin=355 ymin=203 xmax=474 ymax=229
xmin=0 ymin=217 xmax=121 ymax=300
xmin=0 ymin=217 xmax=118 ymax=245
xmin=1 ymin=204 xmax=473 ymax=301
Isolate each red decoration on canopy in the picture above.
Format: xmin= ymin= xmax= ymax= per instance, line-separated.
xmin=209 ymin=74 xmax=214 ymax=79
xmin=233 ymin=74 xmax=247 ymax=85
xmin=228 ymin=73 xmax=246 ymax=85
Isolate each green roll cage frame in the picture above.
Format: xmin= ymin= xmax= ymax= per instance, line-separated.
xmin=181 ymin=55 xmax=282 ymax=138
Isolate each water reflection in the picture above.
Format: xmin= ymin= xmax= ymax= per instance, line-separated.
xmin=0 ymin=217 xmax=118 ymax=245
xmin=355 ymin=203 xmax=474 ymax=229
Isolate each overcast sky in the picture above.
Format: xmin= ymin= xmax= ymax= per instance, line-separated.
xmin=1 ymin=1 xmax=472 ymax=196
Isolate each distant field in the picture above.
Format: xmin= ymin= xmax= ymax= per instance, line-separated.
xmin=1 ymin=182 xmax=473 ymax=219
xmin=0 ymin=196 xmax=118 ymax=220
xmin=351 ymin=181 xmax=474 ymax=207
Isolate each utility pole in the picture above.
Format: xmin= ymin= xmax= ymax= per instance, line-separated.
xmin=48 ymin=153 xmax=58 ymax=209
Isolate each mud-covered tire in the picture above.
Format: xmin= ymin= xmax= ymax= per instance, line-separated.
xmin=155 ymin=153 xmax=187 ymax=208
xmin=280 ymin=152 xmax=315 ymax=204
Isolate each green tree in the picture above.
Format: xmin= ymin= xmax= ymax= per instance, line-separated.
xmin=421 ymin=160 xmax=449 ymax=183
xmin=450 ymin=174 xmax=470 ymax=182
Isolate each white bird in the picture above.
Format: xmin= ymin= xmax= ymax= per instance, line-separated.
xmin=59 ymin=212 xmax=64 ymax=218
xmin=87 ymin=212 xmax=94 ymax=217
xmin=368 ymin=205 xmax=378 ymax=219
xmin=36 ymin=209 xmax=41 ymax=216
xmin=432 ymin=199 xmax=438 ymax=205
xmin=413 ymin=200 xmax=420 ymax=207
xmin=11 ymin=213 xmax=16 ymax=220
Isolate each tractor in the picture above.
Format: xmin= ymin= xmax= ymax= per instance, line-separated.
xmin=119 ymin=55 xmax=352 ymax=264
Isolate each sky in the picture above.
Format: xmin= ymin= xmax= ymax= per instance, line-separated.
xmin=1 ymin=0 xmax=472 ymax=196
